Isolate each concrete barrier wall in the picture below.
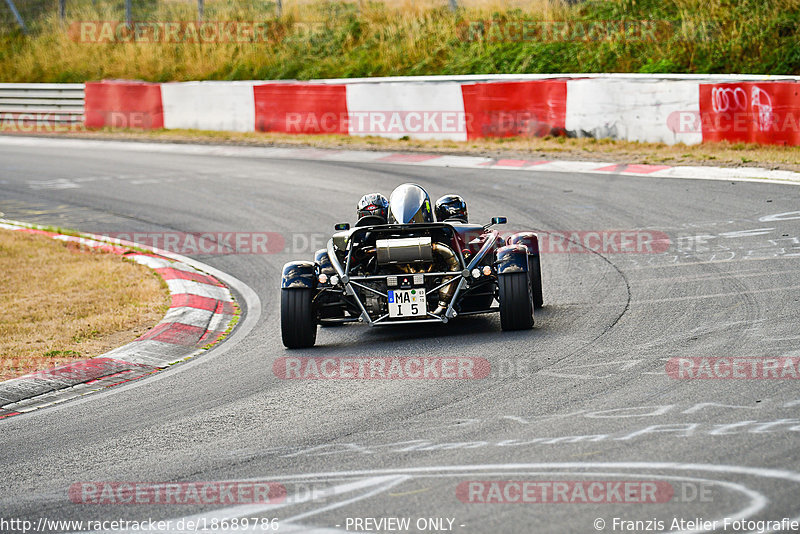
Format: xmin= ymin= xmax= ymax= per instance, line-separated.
xmin=80 ymin=75 xmax=800 ymax=146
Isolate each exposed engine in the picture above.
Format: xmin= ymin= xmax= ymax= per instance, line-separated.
xmin=342 ymin=231 xmax=462 ymax=318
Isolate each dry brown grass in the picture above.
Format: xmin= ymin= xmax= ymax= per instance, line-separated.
xmin=246 ymin=0 xmax=567 ymax=16
xmin=19 ymin=128 xmax=800 ymax=171
xmin=0 ymin=229 xmax=170 ymax=380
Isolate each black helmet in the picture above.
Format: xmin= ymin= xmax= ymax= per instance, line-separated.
xmin=434 ymin=194 xmax=468 ymax=223
xmin=357 ymin=193 xmax=390 ymax=222
xmin=388 ymin=183 xmax=433 ymax=224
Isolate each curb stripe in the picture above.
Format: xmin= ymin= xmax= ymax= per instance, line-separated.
xmin=136 ymin=322 xmax=207 ymax=345
xmin=162 ymin=307 xmax=215 ymax=329
xmin=2 ymin=137 xmax=799 ymax=185
xmin=170 ymin=293 xmax=236 ymax=314
xmin=0 ymin=219 xmax=239 ymax=417
xmin=594 ymin=164 xmax=672 ymax=174
xmin=165 ymin=279 xmax=233 ymax=301
xmin=155 ymin=267 xmax=224 ymax=287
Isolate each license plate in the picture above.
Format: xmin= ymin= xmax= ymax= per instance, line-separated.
xmin=387 ymin=288 xmax=427 ymax=318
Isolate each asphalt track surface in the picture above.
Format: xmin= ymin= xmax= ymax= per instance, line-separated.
xmin=1 ymin=138 xmax=800 ymax=534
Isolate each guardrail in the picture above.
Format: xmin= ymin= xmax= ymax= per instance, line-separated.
xmin=0 ymin=83 xmax=85 ymax=124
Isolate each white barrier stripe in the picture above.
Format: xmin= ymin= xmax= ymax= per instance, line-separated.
xmin=565 ymin=78 xmax=702 ymax=146
xmin=162 ymin=81 xmax=257 ymax=133
xmin=345 ymin=82 xmax=468 ymax=142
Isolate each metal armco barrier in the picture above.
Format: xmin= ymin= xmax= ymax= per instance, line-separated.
xmin=0 ymin=83 xmax=85 ymax=124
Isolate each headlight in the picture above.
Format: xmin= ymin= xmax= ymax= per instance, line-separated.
xmin=318 ymin=273 xmax=328 ymax=284
xmin=330 ymin=274 xmax=339 ymax=286
xmin=471 ymin=268 xmax=480 ymax=279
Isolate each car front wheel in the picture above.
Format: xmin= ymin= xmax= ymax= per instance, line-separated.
xmin=498 ymin=271 xmax=534 ymax=331
xmin=281 ymin=288 xmax=317 ymax=348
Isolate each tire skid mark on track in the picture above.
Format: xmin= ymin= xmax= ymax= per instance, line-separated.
xmin=135 ymin=463 xmax=800 ymax=534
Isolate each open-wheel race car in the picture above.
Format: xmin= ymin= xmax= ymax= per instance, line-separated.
xmin=280 ymin=183 xmax=543 ymax=348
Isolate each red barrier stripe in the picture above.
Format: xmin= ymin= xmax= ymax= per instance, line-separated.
xmin=699 ymin=82 xmax=800 ymax=145
xmin=461 ymin=80 xmax=567 ymax=140
xmin=85 ymin=80 xmax=164 ymax=130
xmin=155 ymin=267 xmax=223 ymax=287
xmin=254 ymin=83 xmax=348 ymax=134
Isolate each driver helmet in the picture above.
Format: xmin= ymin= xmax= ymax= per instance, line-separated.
xmin=434 ymin=194 xmax=468 ymax=223
xmin=387 ymin=183 xmax=434 ymax=224
xmin=357 ymin=193 xmax=390 ymax=222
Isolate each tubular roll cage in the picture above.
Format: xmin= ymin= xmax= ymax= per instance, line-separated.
xmin=325 ymin=224 xmax=501 ymax=326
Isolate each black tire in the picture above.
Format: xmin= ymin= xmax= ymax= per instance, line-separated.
xmin=498 ymin=271 xmax=534 ymax=331
xmin=281 ymin=289 xmax=317 ymax=348
xmin=529 ymin=254 xmax=544 ymax=309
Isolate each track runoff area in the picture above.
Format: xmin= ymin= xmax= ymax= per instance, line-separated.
xmin=0 ymin=136 xmax=799 ymax=534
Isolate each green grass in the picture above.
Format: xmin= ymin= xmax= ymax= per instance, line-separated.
xmin=1 ymin=0 xmax=799 ymax=82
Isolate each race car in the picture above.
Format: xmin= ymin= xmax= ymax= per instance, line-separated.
xmin=280 ymin=183 xmax=544 ymax=348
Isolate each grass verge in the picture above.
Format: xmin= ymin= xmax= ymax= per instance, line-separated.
xmin=1 ymin=0 xmax=799 ymax=82
xmin=0 ymin=229 xmax=170 ymax=380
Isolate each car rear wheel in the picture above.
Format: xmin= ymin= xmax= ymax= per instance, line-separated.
xmin=281 ymin=288 xmax=317 ymax=348
xmin=529 ymin=254 xmax=544 ymax=309
xmin=498 ymin=271 xmax=534 ymax=331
